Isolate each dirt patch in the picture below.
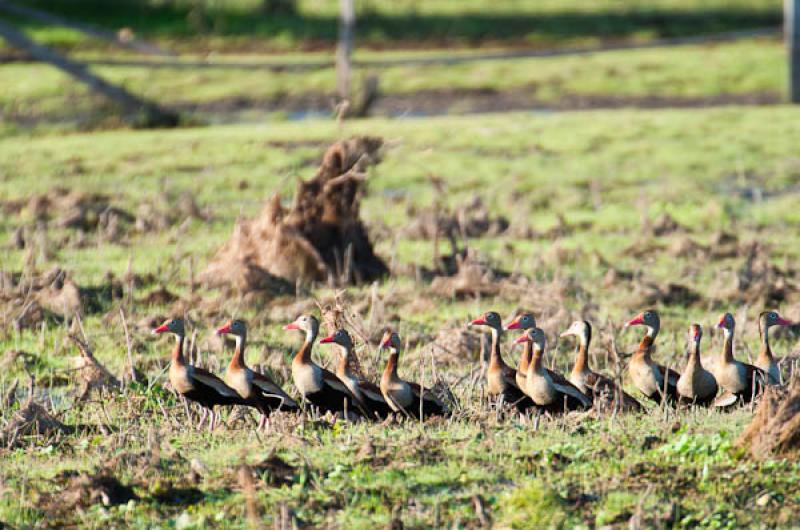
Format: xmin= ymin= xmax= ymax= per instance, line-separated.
xmin=0 ymin=268 xmax=125 ymax=330
xmin=45 ymin=470 xmax=137 ymax=514
xmin=26 ymin=188 xmax=134 ymax=232
xmin=738 ymin=381 xmax=800 ymax=459
xmin=647 ymin=213 xmax=686 ymax=237
xmin=402 ymin=196 xmax=509 ymax=240
xmin=430 ymin=248 xmax=508 ymax=298
xmin=201 ymin=137 xmax=388 ymax=293
xmin=630 ymin=280 xmax=702 ymax=308
xmin=2 ymin=398 xmax=73 ymax=449
xmin=138 ymin=286 xmax=179 ymax=306
xmin=251 ymin=453 xmax=296 ymax=487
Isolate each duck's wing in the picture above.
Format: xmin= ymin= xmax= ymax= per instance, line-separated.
xmin=252 ymin=371 xmax=300 ymax=410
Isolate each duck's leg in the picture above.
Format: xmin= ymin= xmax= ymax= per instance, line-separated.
xmin=258 ymin=414 xmax=268 ymax=431
xmin=533 ymin=408 xmax=542 ymax=431
xmin=197 ymin=407 xmax=208 ymax=430
xmin=208 ymin=409 xmax=217 ymax=432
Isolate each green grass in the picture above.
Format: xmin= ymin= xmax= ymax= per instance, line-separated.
xmin=0 ymin=37 xmax=785 ymax=131
xmin=2 ymin=0 xmax=782 ymax=52
xmin=2 ymin=106 xmax=800 ymax=527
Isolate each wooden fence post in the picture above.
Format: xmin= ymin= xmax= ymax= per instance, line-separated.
xmin=788 ymin=0 xmax=800 ymax=102
xmin=336 ymin=0 xmax=355 ymax=101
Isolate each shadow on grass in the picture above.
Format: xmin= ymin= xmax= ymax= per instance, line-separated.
xmin=20 ymin=0 xmax=781 ymax=49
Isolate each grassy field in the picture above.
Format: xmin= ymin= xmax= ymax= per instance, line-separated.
xmin=1 ymin=105 xmax=800 ymax=527
xmin=4 ymin=0 xmax=781 ymax=52
xmin=0 ymin=36 xmax=785 ymax=133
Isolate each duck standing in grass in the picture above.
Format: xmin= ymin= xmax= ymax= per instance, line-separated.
xmin=713 ymin=312 xmax=767 ymax=408
xmin=285 ymin=314 xmax=369 ymax=418
xmin=470 ymin=311 xmax=537 ymax=412
xmin=560 ymin=320 xmax=642 ymax=412
xmin=379 ymin=329 xmax=447 ymax=419
xmin=624 ymin=309 xmax=679 ymax=405
xmin=516 ymin=327 xmax=592 ymax=413
xmin=756 ymin=311 xmax=794 ymax=385
xmin=216 ymin=319 xmax=300 ymax=430
xmin=153 ymin=317 xmax=246 ymax=432
xmin=676 ymin=324 xmax=718 ymax=407
xmin=319 ymin=328 xmax=393 ymax=419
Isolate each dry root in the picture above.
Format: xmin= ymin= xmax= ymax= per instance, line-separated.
xmin=738 ymin=380 xmax=800 ymax=459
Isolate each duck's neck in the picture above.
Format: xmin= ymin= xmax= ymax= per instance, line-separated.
xmin=518 ymin=339 xmax=531 ymax=374
xmin=635 ymin=325 xmax=658 ymax=361
xmin=489 ymin=327 xmax=506 ymax=370
xmin=572 ymin=328 xmax=591 ymax=374
xmin=720 ymin=328 xmax=734 ymax=363
xmin=336 ymin=344 xmax=354 ymax=377
xmin=230 ymin=334 xmax=247 ymax=369
xmin=529 ymin=343 xmax=545 ymax=375
xmin=758 ymin=319 xmax=773 ymax=363
xmin=686 ymin=339 xmax=702 ymax=370
xmin=171 ymin=334 xmax=186 ymax=366
xmin=385 ymin=348 xmax=400 ymax=380
xmin=295 ymin=327 xmax=317 ymax=365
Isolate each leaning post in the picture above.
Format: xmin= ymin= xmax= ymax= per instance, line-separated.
xmin=336 ymin=0 xmax=355 ymax=101
xmin=787 ymin=0 xmax=800 ymax=102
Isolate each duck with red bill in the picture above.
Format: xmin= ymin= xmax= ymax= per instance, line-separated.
xmin=318 ymin=329 xmax=391 ymax=419
xmin=285 ymin=315 xmax=369 ymax=418
xmin=756 ymin=311 xmax=794 ymax=385
xmin=676 ymin=324 xmax=718 ymax=407
xmin=560 ymin=320 xmax=642 ymax=412
xmin=216 ymin=319 xmax=299 ymax=430
xmin=378 ymin=329 xmax=447 ymax=419
xmin=505 ymin=313 xmax=537 ymax=390
xmin=624 ymin=309 xmax=679 ymax=405
xmin=712 ymin=312 xmax=767 ymax=407
xmin=153 ymin=318 xmax=246 ymax=432
xmin=515 ymin=328 xmax=591 ymax=413
xmin=469 ymin=311 xmax=537 ymax=413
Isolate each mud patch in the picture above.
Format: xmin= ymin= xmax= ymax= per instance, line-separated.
xmin=2 ymin=398 xmax=73 ymax=449
xmin=45 ymin=470 xmax=137 ymax=514
xmin=402 ymin=196 xmax=509 ymax=240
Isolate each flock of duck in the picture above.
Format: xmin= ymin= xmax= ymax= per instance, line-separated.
xmin=151 ymin=309 xmax=794 ymax=432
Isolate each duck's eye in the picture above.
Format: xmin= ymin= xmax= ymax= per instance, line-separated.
xmin=770 ymin=312 xmax=778 ymax=320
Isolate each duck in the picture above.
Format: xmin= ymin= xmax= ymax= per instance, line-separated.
xmin=379 ymin=329 xmax=447 ymax=419
xmin=505 ymin=312 xmax=537 ymax=390
xmin=215 ymin=319 xmax=300 ymax=429
xmin=560 ymin=320 xmax=643 ymax=412
xmin=319 ymin=328 xmax=393 ymax=419
xmin=624 ymin=309 xmax=680 ymax=405
xmin=676 ymin=324 xmax=718 ymax=407
xmin=515 ymin=327 xmax=592 ymax=413
xmin=470 ymin=311 xmax=537 ymax=412
xmin=756 ymin=310 xmax=793 ymax=385
xmin=153 ymin=317 xmax=246 ymax=432
xmin=712 ymin=312 xmax=767 ymax=407
xmin=285 ymin=314 xmax=369 ymax=418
